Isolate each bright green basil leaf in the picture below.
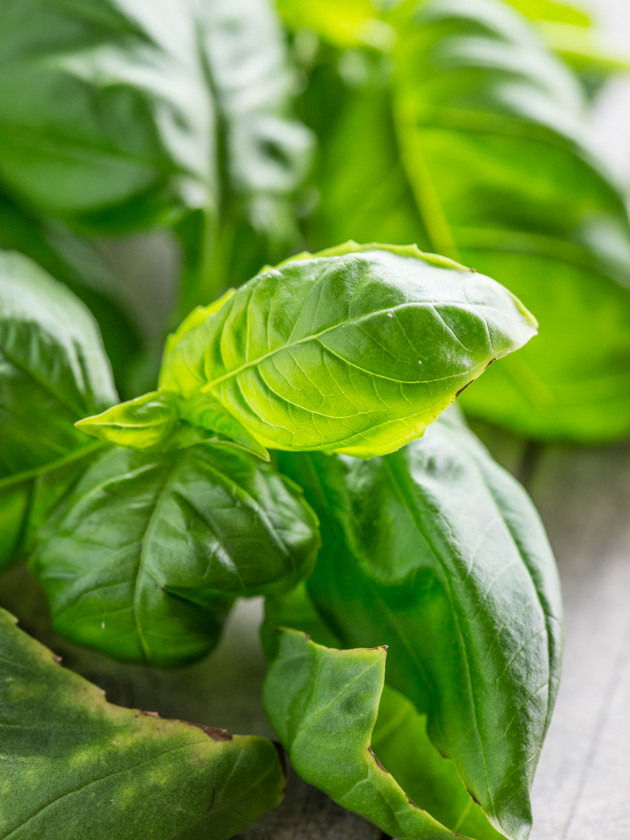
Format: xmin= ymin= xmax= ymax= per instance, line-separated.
xmin=76 ymin=388 xmax=271 ymax=460
xmin=77 ymin=242 xmax=537 ymax=458
xmin=32 ymin=442 xmax=319 ymax=666
xmin=277 ymin=0 xmax=393 ymax=49
xmin=265 ymin=628 xmax=496 ymax=839
xmin=277 ymin=409 xmax=562 ymax=839
xmin=491 ymin=2 xmax=630 ymax=85
xmin=0 ymin=608 xmax=284 ymax=840
xmin=264 ymin=584 xmax=503 ymax=838
xmin=504 ymin=0 xmax=589 ymax=25
xmin=0 ymin=250 xmax=117 ymax=568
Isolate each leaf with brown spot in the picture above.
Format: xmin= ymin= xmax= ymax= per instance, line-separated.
xmin=0 ymin=609 xmax=284 ymax=840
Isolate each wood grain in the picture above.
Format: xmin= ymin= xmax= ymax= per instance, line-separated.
xmin=527 ymin=441 xmax=630 ymax=840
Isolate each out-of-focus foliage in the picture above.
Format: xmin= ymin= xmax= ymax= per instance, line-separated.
xmin=0 ymin=251 xmax=116 ymax=569
xmin=287 ymin=0 xmax=630 ymax=442
xmin=0 ymin=0 xmax=312 ymax=379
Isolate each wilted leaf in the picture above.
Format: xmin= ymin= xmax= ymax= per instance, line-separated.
xmin=0 ymin=608 xmax=284 ymax=840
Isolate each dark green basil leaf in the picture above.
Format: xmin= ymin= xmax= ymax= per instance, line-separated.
xmin=277 ymin=410 xmax=562 ymax=839
xmin=0 ymin=0 xmax=310 ymax=300
xmin=77 ymin=242 xmax=537 ymax=458
xmin=32 ymin=443 xmax=319 ymax=666
xmin=0 ymin=251 xmax=116 ymax=568
xmin=264 ymin=585 xmax=503 ymax=838
xmin=0 ymin=608 xmax=284 ymax=840
xmin=265 ymin=629 xmax=503 ymax=839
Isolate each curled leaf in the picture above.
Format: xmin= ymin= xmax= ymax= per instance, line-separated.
xmin=277 ymin=410 xmax=562 ymax=839
xmin=264 ymin=628 xmax=503 ymax=839
xmin=78 ymin=243 xmax=537 ymax=458
xmin=0 ymin=609 xmax=284 ymax=840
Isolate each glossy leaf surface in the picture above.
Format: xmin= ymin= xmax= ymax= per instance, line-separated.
xmin=33 ymin=443 xmax=319 ymax=666
xmin=0 ymin=609 xmax=284 ymax=839
xmin=265 ymin=629 xmax=502 ymax=839
xmin=79 ymin=243 xmax=537 ymax=458
xmin=263 ymin=585 xmax=503 ymax=838
xmin=0 ymin=251 xmax=116 ymax=568
xmin=278 ymin=410 xmax=562 ymax=839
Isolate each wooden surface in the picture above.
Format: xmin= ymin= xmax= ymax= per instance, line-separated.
xmin=528 ymin=442 xmax=630 ymax=840
xmin=1 ymin=437 xmax=628 ymax=839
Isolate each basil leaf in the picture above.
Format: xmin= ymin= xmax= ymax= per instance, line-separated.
xmin=77 ymin=243 xmax=537 ymax=459
xmin=265 ymin=628 xmax=498 ymax=839
xmin=32 ymin=443 xmax=319 ymax=666
xmin=263 ymin=585 xmax=502 ymax=837
xmin=307 ymin=0 xmax=630 ymax=441
xmin=0 ymin=608 xmax=284 ymax=840
xmin=277 ymin=0 xmax=391 ymax=49
xmin=0 ymin=251 xmax=116 ymax=568
xmin=277 ymin=410 xmax=562 ymax=839
xmin=391 ymin=0 xmax=630 ymax=440
xmin=0 ymin=0 xmax=310 ymax=299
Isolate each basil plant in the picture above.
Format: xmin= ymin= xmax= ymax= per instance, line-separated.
xmin=0 ymin=238 xmax=561 ymax=840
xmin=10 ymin=0 xmax=625 ymax=837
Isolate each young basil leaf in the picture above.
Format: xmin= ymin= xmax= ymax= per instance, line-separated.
xmin=277 ymin=410 xmax=562 ymax=840
xmin=32 ymin=443 xmax=320 ymax=666
xmin=0 ymin=250 xmax=116 ymax=568
xmin=0 ymin=608 xmax=284 ymax=840
xmin=265 ymin=628 xmax=493 ymax=840
xmin=77 ymin=243 xmax=537 ymax=459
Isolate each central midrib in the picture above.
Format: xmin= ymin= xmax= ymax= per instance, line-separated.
xmin=201 ymin=295 xmax=476 ymax=391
